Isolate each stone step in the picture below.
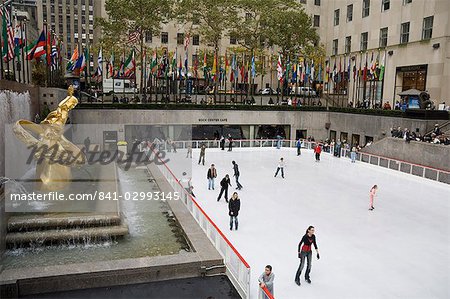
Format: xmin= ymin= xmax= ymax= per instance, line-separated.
xmin=6 ymin=224 xmax=129 ymax=247
xmin=7 ymin=214 xmax=121 ymax=232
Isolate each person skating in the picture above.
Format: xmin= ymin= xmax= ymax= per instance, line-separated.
xmin=314 ymin=143 xmax=322 ymax=162
xmin=296 ymin=138 xmax=302 ymax=156
xmin=369 ymin=185 xmax=378 ymax=210
xmin=228 ymin=192 xmax=240 ymax=230
xmin=186 ymin=145 xmax=192 ymax=158
xmin=207 ymin=164 xmax=217 ymax=190
xmin=232 ymin=161 xmax=243 ymax=190
xmin=350 ymin=145 xmax=357 ymax=163
xmin=198 ymin=144 xmax=206 ymax=165
xmin=258 ymin=265 xmax=275 ymax=298
xmin=295 ymin=226 xmax=320 ymax=285
xmin=274 ymin=157 xmax=285 ymax=178
xmin=217 ymin=174 xmax=232 ymax=202
xmin=220 ymin=136 xmax=226 ymax=150
xmin=228 ymin=134 xmax=233 ymax=151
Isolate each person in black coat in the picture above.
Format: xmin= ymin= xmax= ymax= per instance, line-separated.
xmin=228 ymin=192 xmax=241 ymax=230
xmin=220 ymin=136 xmax=226 ymax=150
xmin=232 ymin=161 xmax=243 ymax=190
xmin=228 ymin=134 xmax=233 ymax=151
xmin=217 ymin=174 xmax=232 ymax=202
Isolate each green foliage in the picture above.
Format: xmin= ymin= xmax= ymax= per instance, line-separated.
xmin=31 ymin=60 xmax=47 ymax=87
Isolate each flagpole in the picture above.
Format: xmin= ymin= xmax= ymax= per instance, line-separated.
xmin=24 ymin=20 xmax=29 ymax=83
xmin=0 ymin=10 xmax=3 ymax=80
xmin=20 ymin=20 xmax=25 ymax=84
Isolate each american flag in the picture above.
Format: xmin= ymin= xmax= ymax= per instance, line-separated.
xmin=1 ymin=7 xmax=15 ymax=62
xmin=128 ymin=29 xmax=141 ymax=44
xmin=277 ymin=54 xmax=283 ymax=82
xmin=50 ymin=37 xmax=58 ymax=71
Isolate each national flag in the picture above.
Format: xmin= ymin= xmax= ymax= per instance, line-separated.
xmin=211 ymin=51 xmax=217 ymax=81
xmin=1 ymin=7 xmax=14 ymax=62
xmin=318 ymin=62 xmax=322 ymax=83
xmin=66 ymin=45 xmax=78 ymax=70
xmin=310 ymin=60 xmax=315 ymax=81
xmin=150 ymin=49 xmax=158 ymax=74
xmin=370 ymin=51 xmax=375 ymax=77
xmin=108 ymin=52 xmax=114 ymax=78
xmin=251 ymin=55 xmax=256 ymax=78
xmin=171 ymin=51 xmax=177 ymax=78
xmin=128 ymin=29 xmax=140 ymax=44
xmin=96 ymin=48 xmax=103 ymax=77
xmin=276 ymin=54 xmax=283 ymax=82
xmin=292 ymin=63 xmax=297 ymax=82
xmin=46 ymin=28 xmax=51 ymax=66
xmin=193 ymin=52 xmax=199 ymax=78
xmin=332 ymin=59 xmax=337 ymax=82
xmin=124 ymin=49 xmax=136 ymax=78
xmin=26 ymin=30 xmax=46 ymax=60
xmin=50 ymin=37 xmax=58 ymax=71
xmin=13 ymin=17 xmax=23 ymax=58
xmin=325 ymin=59 xmax=330 ymax=82
xmin=363 ymin=53 xmax=368 ymax=82
xmin=178 ymin=54 xmax=182 ymax=78
xmin=379 ymin=51 xmax=386 ymax=81
xmin=353 ymin=57 xmax=357 ymax=81
xmin=230 ymin=53 xmax=235 ymax=82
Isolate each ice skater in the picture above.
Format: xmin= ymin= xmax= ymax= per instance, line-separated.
xmin=232 ymin=161 xmax=243 ymax=190
xmin=186 ymin=145 xmax=192 ymax=158
xmin=228 ymin=192 xmax=240 ymax=230
xmin=207 ymin=164 xmax=217 ymax=190
xmin=295 ymin=226 xmax=320 ymax=285
xmin=350 ymin=145 xmax=357 ymax=163
xmin=314 ymin=143 xmax=322 ymax=162
xmin=198 ymin=144 xmax=206 ymax=165
xmin=220 ymin=136 xmax=225 ymax=150
xmin=296 ymin=138 xmax=302 ymax=156
xmin=369 ymin=185 xmax=378 ymax=210
xmin=228 ymin=134 xmax=233 ymax=151
xmin=217 ymin=174 xmax=232 ymax=202
xmin=258 ymin=265 xmax=275 ymax=298
xmin=274 ymin=157 xmax=285 ymax=178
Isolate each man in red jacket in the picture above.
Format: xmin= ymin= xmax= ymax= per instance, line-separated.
xmin=314 ymin=143 xmax=322 ymax=162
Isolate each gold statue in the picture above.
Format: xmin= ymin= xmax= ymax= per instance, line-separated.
xmin=13 ymin=86 xmax=86 ymax=191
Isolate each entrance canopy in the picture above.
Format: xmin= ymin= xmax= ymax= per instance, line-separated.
xmin=397 ymin=88 xmax=422 ymax=96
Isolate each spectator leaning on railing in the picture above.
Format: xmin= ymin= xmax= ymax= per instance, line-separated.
xmin=389 ymin=124 xmax=449 ymax=145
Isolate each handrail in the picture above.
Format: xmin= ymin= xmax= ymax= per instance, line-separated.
xmin=261 ymin=286 xmax=275 ymax=299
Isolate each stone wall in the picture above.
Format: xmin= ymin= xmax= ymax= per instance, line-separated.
xmin=360 ymin=137 xmax=450 ymax=172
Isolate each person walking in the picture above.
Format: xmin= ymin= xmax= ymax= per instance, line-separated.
xmin=350 ymin=145 xmax=357 ymax=163
xmin=295 ymin=226 xmax=320 ymax=286
xmin=232 ymin=161 xmax=243 ymax=190
xmin=258 ymin=265 xmax=275 ymax=299
xmin=369 ymin=185 xmax=378 ymax=210
xmin=314 ymin=143 xmax=322 ymax=162
xmin=228 ymin=134 xmax=233 ymax=151
xmin=220 ymin=136 xmax=226 ymax=150
xmin=207 ymin=164 xmax=217 ymax=190
xmin=296 ymin=138 xmax=302 ymax=156
xmin=186 ymin=145 xmax=192 ymax=158
xmin=217 ymin=174 xmax=232 ymax=202
xmin=198 ymin=144 xmax=206 ymax=165
xmin=274 ymin=157 xmax=285 ymax=178
xmin=228 ymin=192 xmax=240 ymax=230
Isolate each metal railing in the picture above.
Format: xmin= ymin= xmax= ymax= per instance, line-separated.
xmin=148 ymin=148 xmax=252 ymax=298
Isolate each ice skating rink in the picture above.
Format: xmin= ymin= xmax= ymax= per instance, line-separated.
xmin=165 ymin=147 xmax=449 ymax=299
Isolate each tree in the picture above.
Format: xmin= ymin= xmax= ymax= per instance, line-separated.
xmin=266 ymin=8 xmax=319 ymax=58
xmin=96 ymin=0 xmax=173 ymax=93
xmin=176 ymin=0 xmax=238 ymax=100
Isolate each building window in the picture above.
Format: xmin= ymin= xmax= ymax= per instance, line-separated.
xmin=230 ymin=35 xmax=237 ymax=45
xmin=161 ymin=32 xmax=168 ymax=44
xmin=400 ymin=22 xmax=410 ymax=44
xmin=314 ymin=0 xmax=320 ymax=6
xmin=313 ymin=15 xmax=320 ymax=27
xmin=177 ymin=33 xmax=184 ymax=45
xmin=403 ymin=0 xmax=412 ymax=4
xmin=360 ymin=32 xmax=368 ymax=51
xmin=379 ymin=27 xmax=388 ymax=47
xmin=192 ymin=34 xmax=200 ymax=45
xmin=382 ymin=0 xmax=390 ymax=11
xmin=362 ymin=0 xmax=370 ymax=18
xmin=422 ymin=16 xmax=433 ymax=40
xmin=334 ymin=9 xmax=340 ymax=26
xmin=300 ymin=0 xmax=306 ymax=3
xmin=145 ymin=31 xmax=152 ymax=43
xmin=345 ymin=36 xmax=351 ymax=54
xmin=332 ymin=39 xmax=338 ymax=55
xmin=347 ymin=4 xmax=353 ymax=22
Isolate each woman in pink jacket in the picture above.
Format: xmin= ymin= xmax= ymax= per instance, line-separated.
xmin=369 ymin=185 xmax=378 ymax=210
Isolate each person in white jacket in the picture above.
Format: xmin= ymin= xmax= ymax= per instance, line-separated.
xmin=274 ymin=157 xmax=285 ymax=178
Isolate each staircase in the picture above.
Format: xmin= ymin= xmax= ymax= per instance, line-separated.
xmin=6 ymin=213 xmax=128 ymax=248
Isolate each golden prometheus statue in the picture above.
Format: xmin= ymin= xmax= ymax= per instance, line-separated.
xmin=13 ymin=86 xmax=86 ymax=191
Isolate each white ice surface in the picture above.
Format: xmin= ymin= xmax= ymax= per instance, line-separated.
xmin=164 ymin=147 xmax=450 ymax=299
